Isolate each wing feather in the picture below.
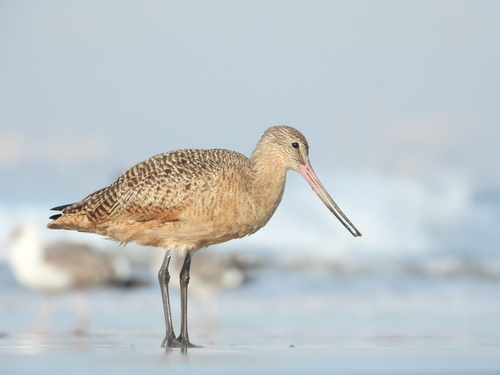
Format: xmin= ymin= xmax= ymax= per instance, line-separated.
xmin=59 ymin=149 xmax=244 ymax=223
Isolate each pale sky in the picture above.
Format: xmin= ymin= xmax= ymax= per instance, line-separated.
xmin=1 ymin=1 xmax=499 ymax=204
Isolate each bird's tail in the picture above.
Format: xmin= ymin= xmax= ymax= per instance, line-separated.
xmin=48 ymin=204 xmax=73 ymax=221
xmin=47 ymin=203 xmax=93 ymax=231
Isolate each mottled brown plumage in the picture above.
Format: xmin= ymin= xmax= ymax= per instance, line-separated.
xmin=47 ymin=125 xmax=361 ymax=348
xmin=48 ymin=148 xmax=278 ymax=250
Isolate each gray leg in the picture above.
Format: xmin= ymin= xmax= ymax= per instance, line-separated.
xmin=158 ymin=252 xmax=176 ymax=348
xmin=159 ymin=251 xmax=200 ymax=348
xmin=177 ymin=252 xmax=200 ymax=347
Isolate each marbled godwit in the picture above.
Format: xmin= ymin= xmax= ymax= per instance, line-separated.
xmin=7 ymin=223 xmax=131 ymax=333
xmin=47 ymin=125 xmax=361 ymax=347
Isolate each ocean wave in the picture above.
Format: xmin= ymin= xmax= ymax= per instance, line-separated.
xmin=1 ymin=172 xmax=499 ymax=278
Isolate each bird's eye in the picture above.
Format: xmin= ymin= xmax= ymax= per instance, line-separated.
xmin=291 ymin=142 xmax=299 ymax=149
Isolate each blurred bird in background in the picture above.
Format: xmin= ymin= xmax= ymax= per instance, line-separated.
xmin=5 ymin=223 xmax=131 ymax=334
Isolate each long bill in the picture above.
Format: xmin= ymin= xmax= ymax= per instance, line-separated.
xmin=298 ymin=162 xmax=362 ymax=237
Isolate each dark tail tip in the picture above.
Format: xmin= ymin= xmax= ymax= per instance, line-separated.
xmin=49 ymin=203 xmax=74 ymax=221
xmin=50 ymin=203 xmax=73 ymax=211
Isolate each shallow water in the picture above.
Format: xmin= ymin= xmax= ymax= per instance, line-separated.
xmin=1 ymin=266 xmax=500 ymax=374
xmin=2 ymin=332 xmax=500 ymax=375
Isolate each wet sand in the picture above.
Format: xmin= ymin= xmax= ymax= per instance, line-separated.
xmin=1 ymin=267 xmax=500 ymax=374
xmin=2 ymin=330 xmax=500 ymax=375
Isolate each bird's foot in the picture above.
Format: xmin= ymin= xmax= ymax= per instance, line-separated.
xmin=161 ymin=335 xmax=202 ymax=349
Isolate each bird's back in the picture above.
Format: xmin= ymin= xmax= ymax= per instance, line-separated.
xmin=48 ymin=149 xmax=257 ymax=251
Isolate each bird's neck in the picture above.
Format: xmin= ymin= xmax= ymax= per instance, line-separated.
xmin=249 ymin=147 xmax=287 ymax=224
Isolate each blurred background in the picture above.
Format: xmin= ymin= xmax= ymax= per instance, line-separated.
xmin=1 ymin=0 xmax=500 ymax=357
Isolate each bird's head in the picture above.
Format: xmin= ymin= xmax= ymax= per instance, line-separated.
xmin=256 ymin=125 xmax=311 ymax=171
xmin=255 ymin=125 xmax=362 ymax=237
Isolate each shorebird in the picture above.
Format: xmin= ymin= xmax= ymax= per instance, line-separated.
xmin=6 ymin=223 xmax=131 ymax=333
xmin=47 ymin=125 xmax=361 ymax=348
